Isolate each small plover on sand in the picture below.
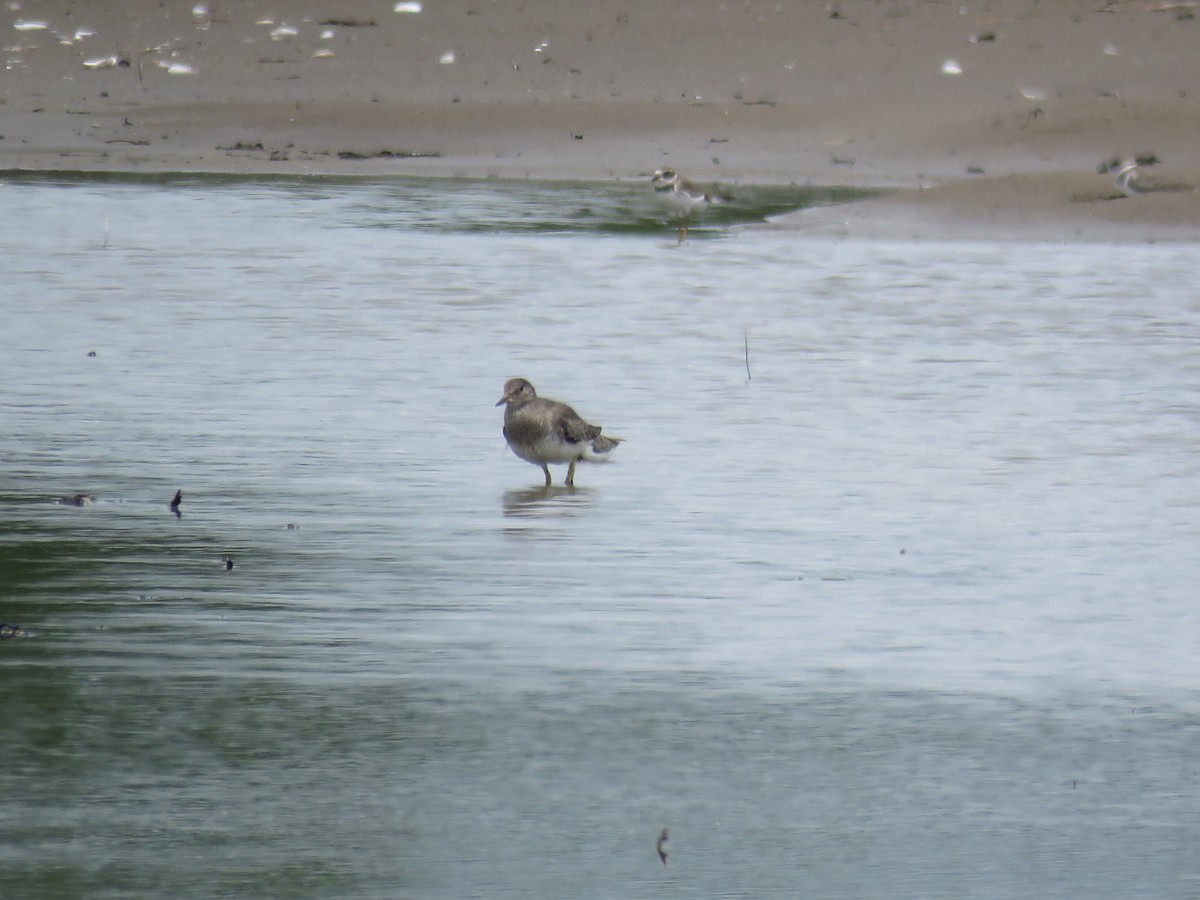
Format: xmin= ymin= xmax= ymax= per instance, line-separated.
xmin=1100 ymin=158 xmax=1194 ymax=197
xmin=651 ymin=168 xmax=715 ymax=242
xmin=496 ymin=378 xmax=621 ymax=487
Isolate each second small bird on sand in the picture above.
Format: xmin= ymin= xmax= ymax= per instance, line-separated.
xmin=1098 ymin=156 xmax=1195 ymax=197
xmin=496 ymin=378 xmax=621 ymax=487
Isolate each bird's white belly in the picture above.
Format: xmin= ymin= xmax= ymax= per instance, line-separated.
xmin=512 ymin=436 xmax=582 ymax=465
xmin=659 ymin=190 xmax=706 ymax=218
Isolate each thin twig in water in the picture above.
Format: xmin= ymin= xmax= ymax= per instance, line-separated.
xmin=744 ymin=331 xmax=752 ymax=381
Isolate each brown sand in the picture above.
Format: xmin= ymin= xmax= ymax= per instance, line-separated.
xmin=4 ymin=0 xmax=1200 ymax=239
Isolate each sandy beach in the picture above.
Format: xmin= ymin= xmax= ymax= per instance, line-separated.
xmin=3 ymin=0 xmax=1199 ymax=239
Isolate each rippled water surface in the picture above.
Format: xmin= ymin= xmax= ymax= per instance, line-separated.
xmin=2 ymin=176 xmax=1198 ymax=898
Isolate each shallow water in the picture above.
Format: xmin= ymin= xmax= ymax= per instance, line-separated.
xmin=2 ymin=176 xmax=1198 ymax=898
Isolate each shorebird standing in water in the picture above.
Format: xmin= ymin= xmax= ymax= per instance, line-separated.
xmin=496 ymin=378 xmax=621 ymax=487
xmin=651 ymin=168 xmax=715 ymax=243
xmin=1099 ymin=157 xmax=1194 ymax=197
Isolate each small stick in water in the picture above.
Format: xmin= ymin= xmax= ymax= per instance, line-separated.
xmin=744 ymin=331 xmax=752 ymax=381
xmin=655 ymin=827 xmax=669 ymax=866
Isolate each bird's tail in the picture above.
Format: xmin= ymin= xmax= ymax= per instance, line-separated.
xmin=587 ymin=434 xmax=622 ymax=457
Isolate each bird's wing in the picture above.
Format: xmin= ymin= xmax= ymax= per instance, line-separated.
xmin=560 ymin=412 xmax=601 ymax=445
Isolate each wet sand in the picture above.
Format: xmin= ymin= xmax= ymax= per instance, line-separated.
xmin=3 ymin=0 xmax=1199 ymax=239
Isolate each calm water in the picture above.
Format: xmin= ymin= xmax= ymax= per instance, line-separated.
xmin=1 ymin=175 xmax=1198 ymax=898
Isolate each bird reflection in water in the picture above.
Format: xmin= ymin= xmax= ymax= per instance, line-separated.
xmin=501 ymin=484 xmax=595 ymax=519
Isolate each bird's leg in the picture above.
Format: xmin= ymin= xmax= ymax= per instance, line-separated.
xmin=566 ymin=460 xmax=577 ymax=487
xmin=541 ymin=465 xmax=552 ymax=487
xmin=676 ymin=218 xmax=688 ymax=244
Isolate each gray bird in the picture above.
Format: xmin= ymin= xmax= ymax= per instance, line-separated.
xmin=496 ymin=378 xmax=621 ymax=487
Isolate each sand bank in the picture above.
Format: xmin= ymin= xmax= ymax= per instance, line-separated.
xmin=3 ymin=0 xmax=1199 ymax=239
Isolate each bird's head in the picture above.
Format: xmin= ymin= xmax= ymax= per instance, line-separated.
xmin=651 ymin=168 xmax=678 ymax=190
xmin=497 ymin=378 xmax=537 ymax=408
